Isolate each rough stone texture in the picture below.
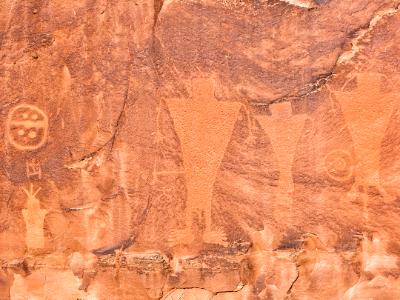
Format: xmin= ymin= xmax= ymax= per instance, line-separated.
xmin=1 ymin=0 xmax=400 ymax=299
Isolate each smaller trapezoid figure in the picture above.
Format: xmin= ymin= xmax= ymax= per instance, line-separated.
xmin=256 ymin=102 xmax=308 ymax=199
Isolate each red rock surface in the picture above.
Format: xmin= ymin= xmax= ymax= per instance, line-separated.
xmin=1 ymin=0 xmax=400 ymax=299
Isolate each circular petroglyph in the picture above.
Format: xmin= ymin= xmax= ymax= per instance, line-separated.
xmin=6 ymin=104 xmax=48 ymax=151
xmin=324 ymin=149 xmax=354 ymax=181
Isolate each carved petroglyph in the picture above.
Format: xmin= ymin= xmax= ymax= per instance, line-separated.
xmin=324 ymin=150 xmax=354 ymax=182
xmin=6 ymin=104 xmax=49 ymax=151
xmin=334 ymin=73 xmax=399 ymax=192
xmin=256 ymin=102 xmax=308 ymax=196
xmin=165 ymin=77 xmax=241 ymax=246
xmin=26 ymin=159 xmax=42 ymax=180
xmin=22 ymin=183 xmax=47 ymax=250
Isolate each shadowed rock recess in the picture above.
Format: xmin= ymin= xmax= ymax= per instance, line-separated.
xmin=1 ymin=0 xmax=400 ymax=299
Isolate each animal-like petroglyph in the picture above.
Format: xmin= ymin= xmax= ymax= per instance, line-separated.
xmin=256 ymin=102 xmax=308 ymax=197
xmin=324 ymin=150 xmax=354 ymax=182
xmin=165 ymin=77 xmax=241 ymax=246
xmin=26 ymin=159 xmax=42 ymax=180
xmin=334 ymin=73 xmax=399 ymax=194
xmin=6 ymin=104 xmax=49 ymax=151
xmin=22 ymin=183 xmax=48 ymax=250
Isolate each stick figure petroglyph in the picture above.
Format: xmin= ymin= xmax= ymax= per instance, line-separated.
xmin=6 ymin=104 xmax=49 ymax=151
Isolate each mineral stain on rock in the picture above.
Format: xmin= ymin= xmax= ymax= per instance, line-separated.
xmin=1 ymin=0 xmax=400 ymax=299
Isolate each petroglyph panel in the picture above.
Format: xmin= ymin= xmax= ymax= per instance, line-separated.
xmin=1 ymin=0 xmax=400 ymax=299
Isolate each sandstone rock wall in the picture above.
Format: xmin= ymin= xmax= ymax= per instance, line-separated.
xmin=1 ymin=0 xmax=400 ymax=299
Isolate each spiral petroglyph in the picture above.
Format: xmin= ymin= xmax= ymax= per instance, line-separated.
xmin=324 ymin=150 xmax=354 ymax=182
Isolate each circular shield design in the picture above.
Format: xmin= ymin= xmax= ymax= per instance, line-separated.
xmin=6 ymin=104 xmax=49 ymax=151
